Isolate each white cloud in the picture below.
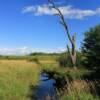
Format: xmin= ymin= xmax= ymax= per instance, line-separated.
xmin=22 ymin=4 xmax=100 ymax=19
xmin=0 ymin=46 xmax=67 ymax=55
xmin=0 ymin=47 xmax=31 ymax=55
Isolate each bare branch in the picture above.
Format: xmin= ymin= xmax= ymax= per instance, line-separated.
xmin=48 ymin=0 xmax=73 ymax=44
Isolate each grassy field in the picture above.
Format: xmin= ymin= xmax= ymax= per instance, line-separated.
xmin=0 ymin=60 xmax=40 ymax=100
xmin=0 ymin=55 xmax=58 ymax=100
xmin=0 ymin=55 xmax=99 ymax=100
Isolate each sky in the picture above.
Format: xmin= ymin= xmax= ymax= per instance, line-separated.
xmin=0 ymin=0 xmax=100 ymax=55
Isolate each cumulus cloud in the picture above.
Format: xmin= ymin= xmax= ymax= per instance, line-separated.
xmin=22 ymin=4 xmax=100 ymax=19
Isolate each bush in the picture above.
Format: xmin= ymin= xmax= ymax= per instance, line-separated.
xmin=58 ymin=53 xmax=72 ymax=67
xmin=58 ymin=52 xmax=82 ymax=67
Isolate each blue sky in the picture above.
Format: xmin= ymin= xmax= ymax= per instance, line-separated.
xmin=0 ymin=0 xmax=100 ymax=55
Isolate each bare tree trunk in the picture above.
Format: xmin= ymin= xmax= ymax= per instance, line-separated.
xmin=67 ymin=33 xmax=77 ymax=69
xmin=48 ymin=0 xmax=77 ymax=69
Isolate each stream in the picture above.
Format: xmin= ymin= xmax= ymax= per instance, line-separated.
xmin=36 ymin=73 xmax=59 ymax=100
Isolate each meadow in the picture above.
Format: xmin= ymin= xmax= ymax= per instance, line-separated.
xmin=0 ymin=54 xmax=59 ymax=100
xmin=0 ymin=59 xmax=40 ymax=100
xmin=0 ymin=54 xmax=100 ymax=100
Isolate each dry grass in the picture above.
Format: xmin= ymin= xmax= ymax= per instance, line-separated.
xmin=61 ymin=79 xmax=100 ymax=100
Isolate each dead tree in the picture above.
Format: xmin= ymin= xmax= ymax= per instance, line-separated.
xmin=49 ymin=0 xmax=77 ymax=69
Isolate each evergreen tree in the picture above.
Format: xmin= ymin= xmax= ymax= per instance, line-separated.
xmin=82 ymin=25 xmax=100 ymax=69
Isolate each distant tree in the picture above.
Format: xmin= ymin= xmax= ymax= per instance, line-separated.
xmin=82 ymin=25 xmax=100 ymax=69
xmin=48 ymin=0 xmax=77 ymax=69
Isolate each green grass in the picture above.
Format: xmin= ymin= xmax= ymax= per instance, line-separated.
xmin=61 ymin=92 xmax=99 ymax=100
xmin=0 ymin=60 xmax=40 ymax=100
xmin=0 ymin=55 xmax=58 ymax=100
xmin=0 ymin=55 xmax=99 ymax=100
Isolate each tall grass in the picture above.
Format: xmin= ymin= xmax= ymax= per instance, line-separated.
xmin=0 ymin=60 xmax=40 ymax=100
xmin=61 ymin=79 xmax=100 ymax=100
xmin=0 ymin=56 xmax=99 ymax=100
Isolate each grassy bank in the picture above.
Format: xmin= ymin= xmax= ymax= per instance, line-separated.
xmin=61 ymin=79 xmax=100 ymax=100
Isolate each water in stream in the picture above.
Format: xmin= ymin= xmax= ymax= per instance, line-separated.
xmin=36 ymin=74 xmax=59 ymax=100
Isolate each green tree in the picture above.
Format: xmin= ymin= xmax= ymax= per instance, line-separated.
xmin=82 ymin=25 xmax=100 ymax=69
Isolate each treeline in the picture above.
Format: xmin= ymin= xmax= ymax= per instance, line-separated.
xmin=0 ymin=55 xmax=28 ymax=60
xmin=29 ymin=52 xmax=62 ymax=56
xmin=0 ymin=52 xmax=61 ymax=60
xmin=0 ymin=51 xmax=82 ymax=60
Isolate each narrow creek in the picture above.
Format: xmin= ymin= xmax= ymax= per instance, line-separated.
xmin=36 ymin=73 xmax=59 ymax=100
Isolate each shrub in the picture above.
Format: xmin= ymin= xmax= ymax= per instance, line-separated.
xmin=58 ymin=52 xmax=82 ymax=67
xmin=57 ymin=53 xmax=72 ymax=67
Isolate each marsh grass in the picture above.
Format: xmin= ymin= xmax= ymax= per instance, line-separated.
xmin=61 ymin=79 xmax=100 ymax=100
xmin=0 ymin=58 xmax=99 ymax=100
xmin=0 ymin=55 xmax=58 ymax=100
xmin=0 ymin=60 xmax=40 ymax=100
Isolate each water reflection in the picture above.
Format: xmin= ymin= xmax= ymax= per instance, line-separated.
xmin=36 ymin=74 xmax=59 ymax=100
